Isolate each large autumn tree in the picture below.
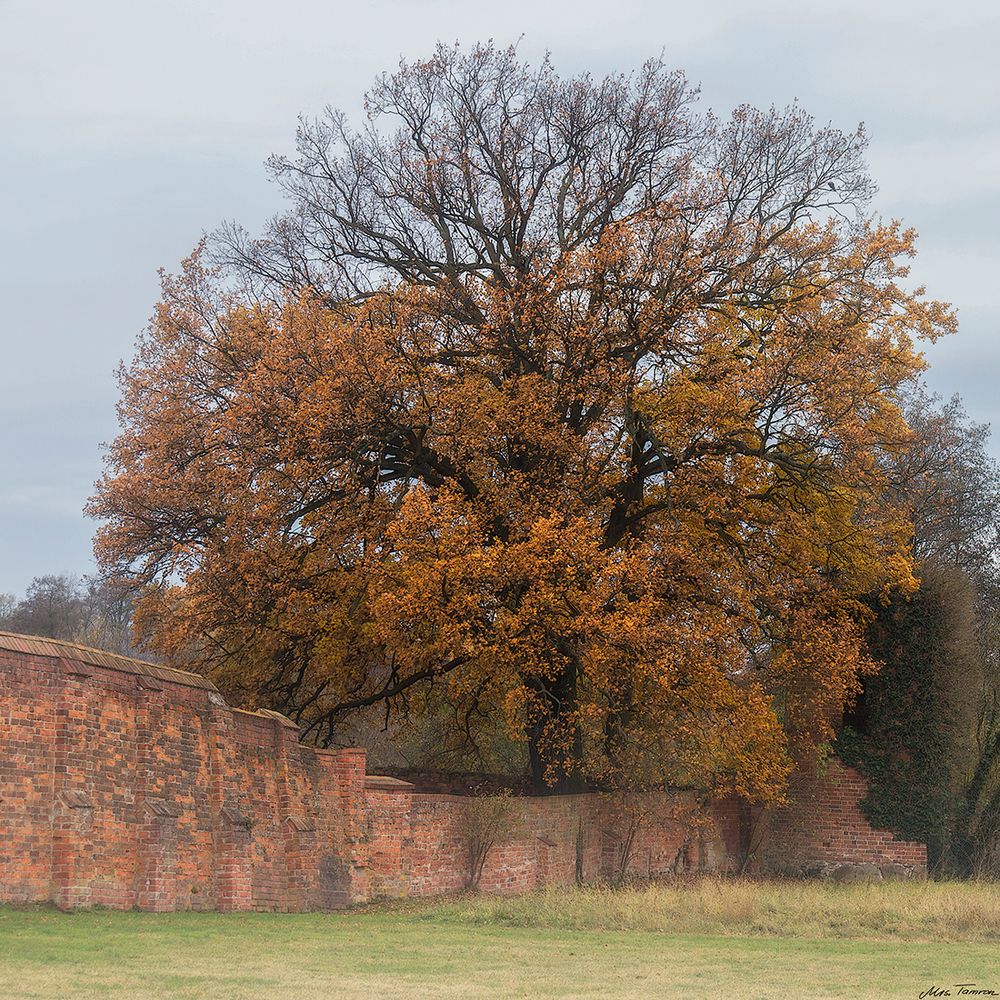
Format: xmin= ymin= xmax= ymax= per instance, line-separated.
xmin=90 ymin=44 xmax=953 ymax=795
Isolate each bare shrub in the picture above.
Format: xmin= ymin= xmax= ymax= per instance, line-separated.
xmin=458 ymin=790 xmax=520 ymax=890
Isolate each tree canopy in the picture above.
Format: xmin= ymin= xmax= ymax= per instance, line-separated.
xmin=90 ymin=44 xmax=954 ymax=795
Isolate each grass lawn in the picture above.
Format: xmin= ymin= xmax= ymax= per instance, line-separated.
xmin=3 ymin=881 xmax=1000 ymax=999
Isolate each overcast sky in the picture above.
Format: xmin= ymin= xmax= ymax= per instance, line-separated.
xmin=1 ymin=0 xmax=997 ymax=596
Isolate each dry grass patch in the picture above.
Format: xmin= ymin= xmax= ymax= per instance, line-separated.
xmin=419 ymin=877 xmax=1000 ymax=941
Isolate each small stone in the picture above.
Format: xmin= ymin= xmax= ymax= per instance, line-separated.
xmin=879 ymin=862 xmax=912 ymax=881
xmin=802 ymin=860 xmax=834 ymax=879
xmin=832 ymin=862 xmax=882 ymax=883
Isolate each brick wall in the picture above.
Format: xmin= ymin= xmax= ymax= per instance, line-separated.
xmin=0 ymin=634 xmax=926 ymax=910
xmin=0 ymin=637 xmax=364 ymax=911
xmin=369 ymin=790 xmax=607 ymax=898
xmin=751 ymin=759 xmax=928 ymax=873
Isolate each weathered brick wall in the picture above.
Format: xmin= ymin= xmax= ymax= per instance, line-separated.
xmin=0 ymin=639 xmax=364 ymax=911
xmin=375 ymin=791 xmax=607 ymax=899
xmin=0 ymin=634 xmax=926 ymax=911
xmin=360 ymin=789 xmax=751 ymax=898
xmin=595 ymin=792 xmax=744 ymax=881
xmin=752 ymin=759 xmax=928 ymax=873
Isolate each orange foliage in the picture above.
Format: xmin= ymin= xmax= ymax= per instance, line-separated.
xmin=89 ymin=50 xmax=954 ymax=798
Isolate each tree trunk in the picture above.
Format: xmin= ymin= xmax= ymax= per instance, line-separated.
xmin=525 ymin=660 xmax=585 ymax=794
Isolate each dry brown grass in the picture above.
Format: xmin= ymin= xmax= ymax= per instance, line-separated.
xmin=417 ymin=876 xmax=1000 ymax=942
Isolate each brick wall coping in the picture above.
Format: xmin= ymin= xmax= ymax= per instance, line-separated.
xmin=0 ymin=630 xmax=219 ymax=692
xmin=405 ymin=790 xmax=598 ymax=803
xmin=231 ymin=706 xmax=301 ymax=728
xmin=365 ymin=775 xmax=416 ymax=792
xmin=312 ymin=746 xmax=367 ymax=758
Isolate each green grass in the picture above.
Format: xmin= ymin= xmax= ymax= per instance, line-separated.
xmin=3 ymin=880 xmax=1000 ymax=999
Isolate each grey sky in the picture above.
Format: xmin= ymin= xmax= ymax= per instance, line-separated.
xmin=1 ymin=0 xmax=997 ymax=596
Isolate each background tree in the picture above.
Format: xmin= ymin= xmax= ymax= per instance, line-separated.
xmin=0 ymin=592 xmax=17 ymax=623
xmin=2 ymin=574 xmax=87 ymax=640
xmin=90 ymin=43 xmax=953 ymax=795
xmin=893 ymin=386 xmax=1000 ymax=598
xmin=840 ymin=388 xmax=1000 ymax=874
xmin=839 ymin=564 xmax=983 ymax=870
xmin=953 ymin=679 xmax=1000 ymax=877
xmin=0 ymin=573 xmax=136 ymax=656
